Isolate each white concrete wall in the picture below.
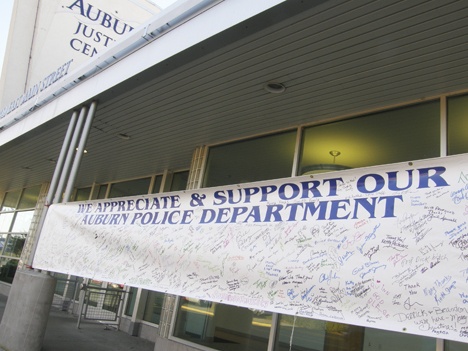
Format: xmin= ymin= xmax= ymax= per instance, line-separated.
xmin=0 ymin=0 xmax=39 ymax=107
xmin=0 ymin=0 xmax=161 ymax=116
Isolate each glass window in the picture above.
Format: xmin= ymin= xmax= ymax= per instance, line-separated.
xmin=74 ymin=187 xmax=92 ymax=201
xmin=11 ymin=211 xmax=35 ymax=232
xmin=448 ymin=94 xmax=468 ymax=155
xmin=363 ymin=327 xmax=435 ymax=351
xmin=275 ymin=315 xmax=364 ymax=351
xmin=125 ymin=287 xmax=138 ymax=317
xmin=1 ymin=189 xmax=21 ymax=211
xmin=17 ymin=185 xmax=41 ymax=209
xmin=299 ymin=102 xmax=440 ymax=174
xmin=0 ymin=185 xmax=41 ymax=283
xmin=0 ymin=257 xmax=18 ymax=283
xmin=445 ymin=340 xmax=468 ymax=351
xmin=3 ymin=234 xmax=26 ymax=257
xmin=174 ymin=298 xmax=272 ymax=351
xmin=108 ymin=177 xmax=151 ymax=198
xmin=153 ymin=174 xmax=163 ymax=194
xmin=152 ymin=175 xmax=163 ymax=193
xmin=96 ymin=185 xmax=108 ymax=199
xmin=0 ymin=213 xmax=14 ymax=232
xmin=143 ymin=290 xmax=165 ymax=324
xmin=170 ymin=171 xmax=189 ymax=191
xmin=53 ymin=273 xmax=70 ymax=296
xmin=204 ymin=130 xmax=297 ymax=187
xmin=0 ymin=234 xmax=7 ymax=253
xmin=275 ymin=316 xmax=436 ymax=351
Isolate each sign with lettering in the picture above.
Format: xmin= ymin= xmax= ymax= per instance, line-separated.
xmin=0 ymin=0 xmax=160 ymax=122
xmin=34 ymin=154 xmax=468 ymax=342
xmin=0 ymin=60 xmax=74 ymax=120
xmin=34 ymin=0 xmax=160 ymax=76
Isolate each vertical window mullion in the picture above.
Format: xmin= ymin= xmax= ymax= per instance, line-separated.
xmin=14 ymin=189 xmax=24 ymax=210
xmin=440 ymin=95 xmax=447 ymax=157
xmin=438 ymin=96 xmax=447 ymax=351
xmin=267 ymin=312 xmax=279 ymax=351
xmin=0 ymin=193 xmax=5 ymax=209
xmin=291 ymin=127 xmax=303 ymax=177
xmin=8 ymin=211 xmax=18 ymax=233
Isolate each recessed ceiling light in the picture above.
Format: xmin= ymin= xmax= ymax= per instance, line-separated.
xmin=263 ymin=82 xmax=286 ymax=94
xmin=118 ymin=133 xmax=131 ymax=140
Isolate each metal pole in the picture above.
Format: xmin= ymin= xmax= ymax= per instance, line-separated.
xmin=64 ymin=101 xmax=97 ymax=202
xmin=46 ymin=111 xmax=78 ymax=205
xmin=26 ymin=110 xmax=80 ymax=267
xmin=54 ymin=106 xmax=88 ymax=203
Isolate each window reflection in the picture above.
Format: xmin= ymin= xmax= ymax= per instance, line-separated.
xmin=11 ymin=211 xmax=34 ymax=232
xmin=3 ymin=234 xmax=26 ymax=257
xmin=125 ymin=287 xmax=138 ymax=316
xmin=96 ymin=185 xmax=108 ymax=199
xmin=299 ymin=102 xmax=440 ymax=174
xmin=152 ymin=175 xmax=163 ymax=194
xmin=445 ymin=340 xmax=468 ymax=351
xmin=74 ymin=187 xmax=92 ymax=201
xmin=0 ymin=234 xmax=6 ymax=253
xmin=0 ymin=213 xmax=14 ymax=232
xmin=275 ymin=316 xmax=438 ymax=351
xmin=1 ymin=189 xmax=21 ymax=211
xmin=204 ymin=131 xmax=297 ymax=187
xmin=275 ymin=315 xmax=364 ymax=351
xmin=109 ymin=178 xmax=151 ymax=198
xmin=143 ymin=290 xmax=165 ymax=324
xmin=448 ymin=94 xmax=468 ymax=155
xmin=0 ymin=185 xmax=41 ymax=283
xmin=17 ymin=185 xmax=41 ymax=209
xmin=170 ymin=171 xmax=189 ymax=191
xmin=0 ymin=257 xmax=18 ymax=283
xmin=363 ymin=327 xmax=435 ymax=351
xmin=174 ymin=297 xmax=272 ymax=351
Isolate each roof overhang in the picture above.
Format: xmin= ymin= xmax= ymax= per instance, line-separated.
xmin=1 ymin=0 xmax=468 ymax=193
xmin=0 ymin=0 xmax=286 ymax=145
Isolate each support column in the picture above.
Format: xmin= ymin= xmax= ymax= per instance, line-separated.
xmin=0 ymin=271 xmax=56 ymax=351
xmin=0 ymin=102 xmax=98 ymax=351
xmin=54 ymin=106 xmax=87 ymax=204
xmin=64 ymin=101 xmax=97 ymax=201
xmin=156 ymin=146 xmax=208 ymax=347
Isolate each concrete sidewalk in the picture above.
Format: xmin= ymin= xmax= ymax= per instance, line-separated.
xmin=0 ymin=294 xmax=155 ymax=351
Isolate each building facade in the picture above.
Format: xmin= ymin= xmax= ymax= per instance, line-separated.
xmin=1 ymin=1 xmax=468 ymax=351
xmin=0 ymin=0 xmax=162 ymax=109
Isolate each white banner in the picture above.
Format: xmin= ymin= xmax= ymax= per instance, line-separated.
xmin=34 ymin=154 xmax=468 ymax=342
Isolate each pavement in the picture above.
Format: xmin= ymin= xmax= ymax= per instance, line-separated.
xmin=0 ymin=294 xmax=155 ymax=351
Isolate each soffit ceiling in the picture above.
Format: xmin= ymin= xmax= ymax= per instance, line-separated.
xmin=1 ymin=0 xmax=468 ymax=193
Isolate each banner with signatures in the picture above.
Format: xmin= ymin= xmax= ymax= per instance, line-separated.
xmin=34 ymin=154 xmax=468 ymax=342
